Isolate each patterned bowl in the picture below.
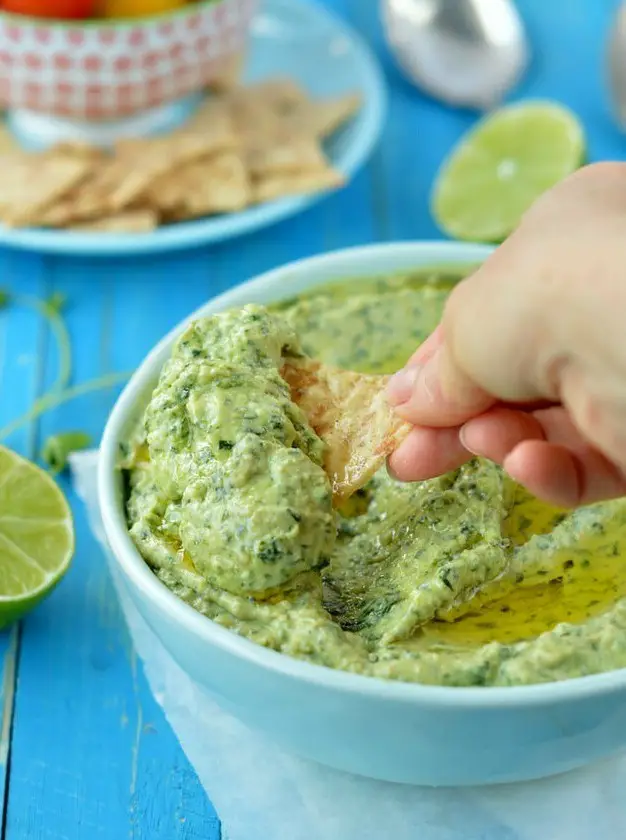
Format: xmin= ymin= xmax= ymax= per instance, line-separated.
xmin=0 ymin=0 xmax=256 ymax=121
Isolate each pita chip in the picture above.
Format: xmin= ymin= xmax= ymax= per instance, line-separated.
xmin=246 ymin=135 xmax=327 ymax=178
xmin=34 ymin=156 xmax=126 ymax=227
xmin=49 ymin=142 xmax=106 ymax=162
xmin=148 ymin=152 xmax=250 ymax=219
xmin=281 ymin=357 xmax=411 ymax=503
xmin=181 ymin=98 xmax=238 ymax=149
xmin=252 ymin=166 xmax=344 ymax=203
xmin=230 ymin=77 xmax=308 ymax=117
xmin=0 ymin=124 xmax=20 ymax=156
xmin=287 ymin=93 xmax=362 ymax=139
xmin=227 ymin=78 xmax=309 ymax=151
xmin=0 ymin=151 xmax=93 ymax=227
xmin=206 ymin=51 xmax=245 ymax=92
xmin=69 ymin=208 xmax=158 ymax=233
xmin=108 ymin=133 xmax=225 ymax=210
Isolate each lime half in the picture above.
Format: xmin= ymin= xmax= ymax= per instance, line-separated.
xmin=0 ymin=445 xmax=74 ymax=628
xmin=432 ymin=101 xmax=585 ymax=242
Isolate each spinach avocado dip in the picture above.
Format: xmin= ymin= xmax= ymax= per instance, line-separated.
xmin=122 ymin=266 xmax=626 ymax=687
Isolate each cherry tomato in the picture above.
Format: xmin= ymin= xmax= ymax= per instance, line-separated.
xmin=2 ymin=0 xmax=94 ymax=17
xmin=98 ymin=0 xmax=186 ymax=18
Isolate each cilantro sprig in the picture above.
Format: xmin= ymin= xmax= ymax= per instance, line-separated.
xmin=0 ymin=288 xmax=132 ymax=472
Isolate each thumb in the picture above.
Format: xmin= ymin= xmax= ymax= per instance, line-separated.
xmin=386 ymin=324 xmax=495 ymax=427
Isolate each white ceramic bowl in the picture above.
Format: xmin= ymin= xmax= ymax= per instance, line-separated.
xmin=99 ymin=241 xmax=626 ymax=786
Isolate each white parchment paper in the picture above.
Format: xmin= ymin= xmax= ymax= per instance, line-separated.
xmin=71 ymin=450 xmax=626 ymax=840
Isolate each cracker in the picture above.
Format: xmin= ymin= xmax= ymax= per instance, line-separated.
xmin=230 ymin=77 xmax=308 ymax=115
xmin=229 ymin=99 xmax=282 ymax=149
xmin=37 ymin=196 xmax=78 ymax=228
xmin=36 ymin=158 xmax=122 ymax=227
xmin=0 ymin=124 xmax=19 ymax=156
xmin=148 ymin=152 xmax=250 ymax=219
xmin=109 ymin=132 xmax=229 ymax=210
xmin=206 ymin=52 xmax=245 ymax=92
xmin=181 ymin=98 xmax=238 ymax=150
xmin=31 ymin=122 xmax=242 ymax=227
xmin=227 ymin=79 xmax=310 ymax=149
xmin=252 ymin=166 xmax=344 ymax=203
xmin=287 ymin=93 xmax=361 ymax=139
xmin=0 ymin=152 xmax=93 ymax=227
xmin=69 ymin=208 xmax=158 ymax=233
xmin=49 ymin=142 xmax=106 ymax=162
xmin=246 ymin=135 xmax=327 ymax=178
xmin=0 ymin=77 xmax=359 ymax=232
xmin=281 ymin=357 xmax=411 ymax=502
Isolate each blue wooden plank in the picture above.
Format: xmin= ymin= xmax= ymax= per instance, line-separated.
xmin=353 ymin=0 xmax=626 ymax=243
xmin=0 ymin=251 xmax=49 ymax=456
xmin=0 ymin=256 xmax=11 ymax=833
xmin=4 ymin=3 xmax=620 ymax=839
xmin=350 ymin=0 xmax=470 ymax=242
xmin=0 ymin=249 xmax=47 ymax=835
xmin=3 ymin=257 xmax=219 ymax=840
xmin=0 ymin=628 xmax=18 ymax=834
xmin=206 ymin=181 xmax=380 ymax=308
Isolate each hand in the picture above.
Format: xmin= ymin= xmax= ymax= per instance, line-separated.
xmin=387 ymin=162 xmax=626 ymax=507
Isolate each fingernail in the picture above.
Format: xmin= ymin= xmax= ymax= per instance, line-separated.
xmin=387 ymin=365 xmax=420 ymax=405
xmin=459 ymin=425 xmax=473 ymax=453
xmin=386 ymin=457 xmax=400 ymax=481
xmin=420 ymin=347 xmax=441 ymax=404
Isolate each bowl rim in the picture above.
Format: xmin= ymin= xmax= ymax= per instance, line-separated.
xmin=99 ymin=240 xmax=626 ymax=709
xmin=0 ymin=0 xmax=232 ymax=30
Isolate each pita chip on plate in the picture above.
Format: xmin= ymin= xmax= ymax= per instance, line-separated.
xmin=148 ymin=152 xmax=251 ymax=219
xmin=246 ymin=134 xmax=328 ymax=178
xmin=69 ymin=208 xmax=158 ymax=233
xmin=0 ymin=124 xmax=20 ymax=156
xmin=0 ymin=151 xmax=93 ymax=227
xmin=281 ymin=357 xmax=411 ymax=503
xmin=286 ymin=92 xmax=362 ymax=139
xmin=253 ymin=167 xmax=344 ymax=203
xmin=109 ymin=132 xmax=232 ymax=210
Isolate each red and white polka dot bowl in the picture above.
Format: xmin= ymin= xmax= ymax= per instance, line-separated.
xmin=0 ymin=0 xmax=256 ymax=122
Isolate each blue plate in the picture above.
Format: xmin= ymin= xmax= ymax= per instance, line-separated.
xmin=2 ymin=0 xmax=386 ymax=257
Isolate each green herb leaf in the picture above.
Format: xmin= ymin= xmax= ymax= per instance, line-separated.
xmin=41 ymin=431 xmax=92 ymax=474
xmin=11 ymin=292 xmax=72 ymax=396
xmin=0 ymin=290 xmax=132 ymax=447
xmin=0 ymin=371 xmax=131 ymax=443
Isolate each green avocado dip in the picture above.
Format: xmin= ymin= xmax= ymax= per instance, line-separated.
xmin=122 ymin=267 xmax=626 ymax=687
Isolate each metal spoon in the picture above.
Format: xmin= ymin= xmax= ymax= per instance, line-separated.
xmin=381 ymin=0 xmax=530 ymax=110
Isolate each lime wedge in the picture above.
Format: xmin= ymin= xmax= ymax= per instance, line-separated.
xmin=432 ymin=101 xmax=585 ymax=242
xmin=0 ymin=445 xmax=74 ymax=628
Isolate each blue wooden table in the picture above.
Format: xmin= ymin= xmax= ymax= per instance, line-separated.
xmin=0 ymin=1 xmax=623 ymax=836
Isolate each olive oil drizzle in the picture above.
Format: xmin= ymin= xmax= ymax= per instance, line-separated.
xmin=423 ymin=488 xmax=626 ymax=646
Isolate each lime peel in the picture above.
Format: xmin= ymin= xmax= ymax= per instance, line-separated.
xmin=0 ymin=445 xmax=74 ymax=627
xmin=431 ymin=100 xmax=586 ymax=243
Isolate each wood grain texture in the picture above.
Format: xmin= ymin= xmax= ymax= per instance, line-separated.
xmin=0 ymin=630 xmax=17 ymax=834
xmin=4 ymin=260 xmax=219 ymax=839
xmin=0 ymin=1 xmax=623 ymax=838
xmin=0 ymin=253 xmax=47 ymax=837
